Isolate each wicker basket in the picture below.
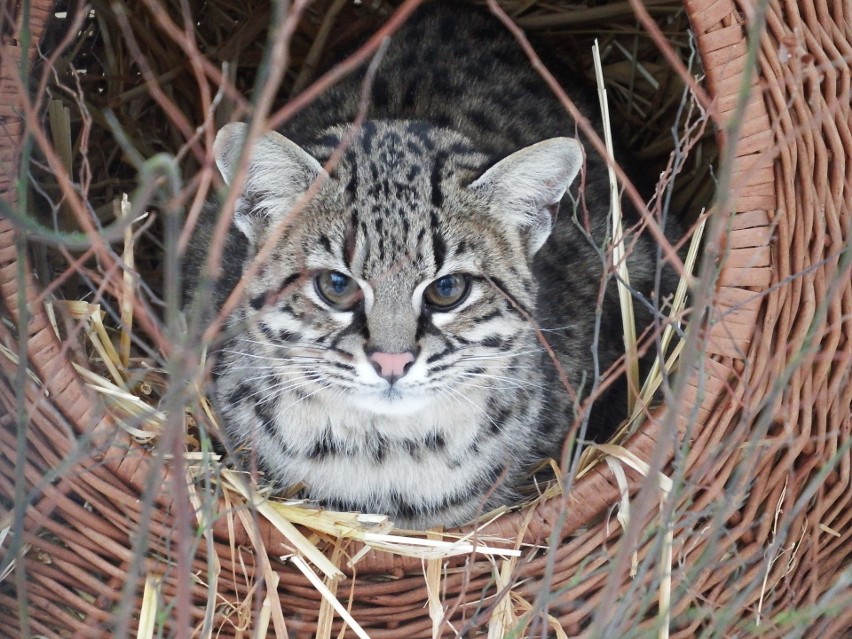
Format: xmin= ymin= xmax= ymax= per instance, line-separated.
xmin=1 ymin=0 xmax=850 ymax=637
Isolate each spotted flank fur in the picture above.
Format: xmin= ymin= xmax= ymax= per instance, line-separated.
xmin=186 ymin=2 xmax=673 ymax=529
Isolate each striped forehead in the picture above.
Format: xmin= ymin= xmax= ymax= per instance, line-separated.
xmin=335 ymin=124 xmax=456 ymax=277
xmin=301 ymin=121 xmax=490 ymax=280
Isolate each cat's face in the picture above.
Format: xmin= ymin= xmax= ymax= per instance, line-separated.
xmin=213 ymin=121 xmax=582 ymax=417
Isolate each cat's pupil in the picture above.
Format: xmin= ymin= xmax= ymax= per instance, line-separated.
xmin=329 ymin=272 xmax=349 ymax=294
xmin=435 ymin=276 xmax=459 ymax=297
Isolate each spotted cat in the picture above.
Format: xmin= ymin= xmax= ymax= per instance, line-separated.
xmin=186 ymin=2 xmax=672 ymax=529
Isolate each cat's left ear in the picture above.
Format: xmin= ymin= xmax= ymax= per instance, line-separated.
xmin=469 ymin=137 xmax=583 ymax=256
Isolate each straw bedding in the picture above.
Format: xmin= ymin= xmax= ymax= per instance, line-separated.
xmin=0 ymin=0 xmax=850 ymax=637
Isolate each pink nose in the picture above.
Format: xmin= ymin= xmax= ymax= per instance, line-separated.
xmin=368 ymin=351 xmax=415 ymax=381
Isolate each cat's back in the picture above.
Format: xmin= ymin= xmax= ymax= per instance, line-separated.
xmin=285 ymin=2 xmax=584 ymax=158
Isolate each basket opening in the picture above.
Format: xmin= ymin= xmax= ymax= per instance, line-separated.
xmin=23 ymin=0 xmax=717 ymax=529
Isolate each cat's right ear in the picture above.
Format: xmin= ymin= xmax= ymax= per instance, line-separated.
xmin=214 ymin=122 xmax=326 ymax=244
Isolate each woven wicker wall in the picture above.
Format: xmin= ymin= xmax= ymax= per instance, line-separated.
xmin=0 ymin=0 xmax=849 ymax=637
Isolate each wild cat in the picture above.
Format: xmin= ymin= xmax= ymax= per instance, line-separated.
xmin=186 ymin=2 xmax=671 ymax=529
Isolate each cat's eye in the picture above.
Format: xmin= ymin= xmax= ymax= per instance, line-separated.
xmin=314 ymin=270 xmax=361 ymax=311
xmin=424 ymin=274 xmax=471 ymax=311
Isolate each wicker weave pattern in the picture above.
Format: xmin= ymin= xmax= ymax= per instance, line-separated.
xmin=1 ymin=0 xmax=850 ymax=637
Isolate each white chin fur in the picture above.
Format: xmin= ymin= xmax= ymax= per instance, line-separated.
xmin=348 ymin=389 xmax=433 ymax=415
